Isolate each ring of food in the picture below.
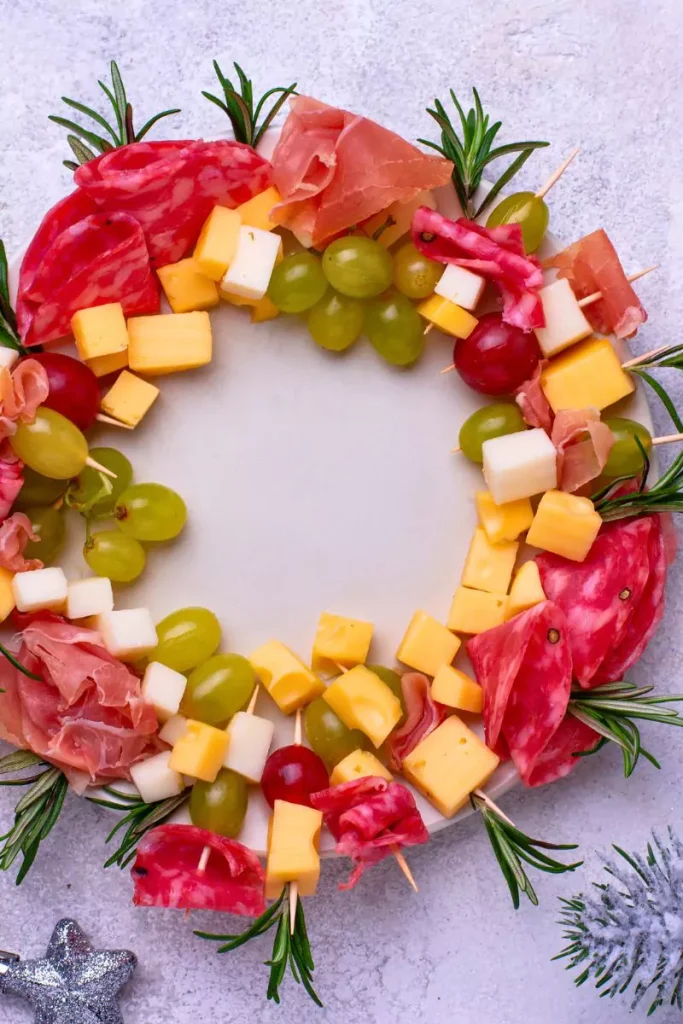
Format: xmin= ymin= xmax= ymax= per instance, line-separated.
xmin=1 ymin=63 xmax=682 ymax=1007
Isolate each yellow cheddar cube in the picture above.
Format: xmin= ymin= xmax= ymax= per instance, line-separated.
xmin=396 ymin=610 xmax=461 ymax=677
xmin=249 ymin=641 xmax=324 ymax=714
xmin=417 ymin=295 xmax=478 ymax=339
xmin=322 ymin=666 xmax=402 ymax=748
xmin=168 ymin=719 xmax=229 ymax=782
xmin=311 ymin=612 xmax=374 ymax=674
xmin=0 ymin=566 xmax=15 ymax=623
xmin=430 ymin=665 xmax=483 ymax=714
xmin=250 ymin=293 xmax=280 ymax=323
xmin=193 ymin=206 xmax=241 ymax=281
xmin=506 ymin=561 xmax=546 ymax=620
xmin=265 ymin=800 xmax=322 ymax=899
xmin=100 ymin=370 xmax=159 ymax=427
xmin=527 ymin=490 xmax=602 ymax=562
xmin=402 ymin=716 xmax=499 ymax=818
xmin=128 ymin=311 xmax=212 ymax=376
xmin=71 ymin=302 xmax=129 ymax=361
xmin=476 ymin=491 xmax=533 ymax=544
xmin=330 ymin=749 xmax=393 ymax=786
xmin=87 ymin=349 xmax=129 ymax=378
xmin=236 ymin=186 xmax=282 ymax=231
xmin=461 ymin=528 xmax=518 ymax=594
xmin=361 ymin=190 xmax=437 ymax=248
xmin=157 ymin=258 xmax=219 ymax=314
xmin=541 ymin=337 xmax=634 ymax=413
xmin=447 ymin=586 xmax=507 ymax=634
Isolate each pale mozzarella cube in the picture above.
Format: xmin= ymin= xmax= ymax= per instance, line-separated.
xmin=220 ymin=226 xmax=282 ymax=300
xmin=94 ymin=608 xmax=157 ymax=661
xmin=12 ymin=567 xmax=67 ymax=613
xmin=142 ymin=662 xmax=187 ymax=722
xmin=0 ymin=348 xmax=19 ymax=371
xmin=483 ymin=428 xmax=557 ymax=505
xmin=223 ymin=712 xmax=275 ymax=783
xmin=130 ymin=751 xmax=184 ymax=804
xmin=66 ymin=577 xmax=114 ymax=620
xmin=159 ymin=714 xmax=189 ymax=746
xmin=434 ymin=264 xmax=486 ymax=311
xmin=533 ymin=278 xmax=592 ymax=357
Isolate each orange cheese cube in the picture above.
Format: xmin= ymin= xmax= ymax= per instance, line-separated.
xmin=100 ymin=370 xmax=159 ymax=427
xmin=194 ymin=206 xmax=241 ymax=281
xmin=235 ymin=186 xmax=282 ymax=231
xmin=168 ymin=720 xmax=229 ymax=782
xmin=71 ymin=302 xmax=128 ymax=361
xmin=322 ymin=666 xmax=402 ymax=748
xmin=430 ymin=666 xmax=483 ymax=714
xmin=396 ymin=610 xmax=461 ymax=676
xmin=157 ymin=258 xmax=219 ymax=314
xmin=265 ymin=800 xmax=322 ymax=899
xmin=87 ymin=349 xmax=129 ymax=378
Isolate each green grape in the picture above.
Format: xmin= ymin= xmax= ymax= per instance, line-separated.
xmin=23 ymin=506 xmax=66 ymax=565
xmin=150 ymin=607 xmax=221 ymax=673
xmin=11 ymin=407 xmax=88 ymax=479
xmin=83 ymin=529 xmax=146 ymax=583
xmin=115 ymin=483 xmax=186 ymax=542
xmin=486 ymin=192 xmax=549 ymax=254
xmin=68 ymin=448 xmax=133 ymax=518
xmin=307 ymin=291 xmax=364 ymax=352
xmin=367 ymin=664 xmax=406 ymax=724
xmin=459 ymin=403 xmax=527 ymax=463
xmin=602 ymin=417 xmax=653 ymax=478
xmin=267 ymin=252 xmax=328 ymax=313
xmin=181 ymin=654 xmax=256 ymax=727
xmin=322 ymin=237 xmax=393 ymax=299
xmin=365 ymin=292 xmax=424 ymax=367
xmin=303 ymin=697 xmax=372 ymax=770
xmin=392 ymin=242 xmax=443 ymax=299
xmin=189 ymin=769 xmax=248 ymax=837
xmin=14 ymin=467 xmax=67 ymax=508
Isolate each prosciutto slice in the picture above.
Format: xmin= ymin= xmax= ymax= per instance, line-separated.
xmin=0 ymin=360 xmax=50 ymax=441
xmin=412 ymin=208 xmax=545 ymax=331
xmin=387 ymin=672 xmax=448 ymax=769
xmin=0 ymin=443 xmax=24 ymax=520
xmin=546 ymin=229 xmax=647 ymax=339
xmin=0 ymin=512 xmax=41 ymax=571
xmin=271 ymin=96 xmax=452 ymax=247
xmin=132 ymin=824 xmax=266 ymax=916
xmin=552 ymin=408 xmax=614 ymax=493
xmin=310 ymin=777 xmax=428 ymax=890
xmin=515 ymin=361 xmax=553 ymax=431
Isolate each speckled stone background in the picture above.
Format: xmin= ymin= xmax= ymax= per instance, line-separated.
xmin=1 ymin=1 xmax=683 ymax=1021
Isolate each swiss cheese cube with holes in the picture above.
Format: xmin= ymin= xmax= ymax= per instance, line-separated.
xmin=330 ymin=750 xmax=393 ymax=786
xmin=311 ymin=612 xmax=374 ymax=674
xmin=71 ymin=302 xmax=129 ymax=361
xmin=541 ymin=337 xmax=634 ymax=413
xmin=396 ymin=610 xmax=461 ymax=676
xmin=249 ymin=641 xmax=324 ymax=714
xmin=127 ymin=312 xmax=212 ymax=376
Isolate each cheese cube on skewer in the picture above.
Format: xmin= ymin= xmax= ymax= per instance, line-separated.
xmin=506 ymin=562 xmax=546 ymax=620
xmin=461 ymin=528 xmax=518 ymax=594
xmin=265 ymin=800 xmax=323 ymax=899
xmin=159 ymin=714 xmax=189 ymax=746
xmin=482 ymin=428 xmax=557 ymax=505
xmin=168 ymin=720 xmax=228 ymax=782
xmin=311 ymin=612 xmax=374 ymax=674
xmin=128 ymin=312 xmax=212 ymax=376
xmin=71 ymin=302 xmax=129 ymax=361
xmin=66 ymin=577 xmax=114 ymax=620
xmin=527 ymin=490 xmax=602 ymax=563
xmin=447 ymin=587 xmax=508 ymax=634
xmin=417 ymin=294 xmax=478 ymax=339
xmin=157 ymin=258 xmax=219 ymax=314
xmin=235 ymin=186 xmax=282 ymax=231
xmin=194 ymin=206 xmax=242 ymax=281
xmin=541 ymin=337 xmax=634 ymax=413
xmin=130 ymin=751 xmax=185 ymax=804
xmin=249 ymin=641 xmax=324 ymax=714
xmin=533 ymin=278 xmax=593 ymax=357
xmin=220 ymin=226 xmax=282 ymax=301
xmin=434 ymin=264 xmax=486 ymax=311
xmin=12 ymin=567 xmax=67 ymax=613
xmin=430 ymin=666 xmax=483 ymax=714
xmin=94 ymin=608 xmax=157 ymax=661
xmin=396 ymin=610 xmax=461 ymax=677
xmin=0 ymin=349 xmax=19 ymax=371
xmin=323 ymin=666 xmax=402 ymax=748
xmin=330 ymin=750 xmax=393 ymax=786
xmin=223 ymin=712 xmax=275 ymax=783
xmin=0 ymin=567 xmax=15 ymax=622
xmin=101 ymin=371 xmax=160 ymax=427
xmin=142 ymin=662 xmax=187 ymax=722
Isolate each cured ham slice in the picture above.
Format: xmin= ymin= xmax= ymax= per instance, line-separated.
xmin=387 ymin=672 xmax=448 ymax=769
xmin=0 ymin=512 xmax=41 ymax=571
xmin=515 ymin=361 xmax=553 ymax=431
xmin=546 ymin=229 xmax=647 ymax=339
xmin=412 ymin=208 xmax=545 ymax=331
xmin=551 ymin=408 xmax=614 ymax=493
xmin=271 ymin=96 xmax=452 ymax=247
xmin=132 ymin=824 xmax=266 ymax=916
xmin=0 ymin=443 xmax=24 ymax=521
xmin=0 ymin=360 xmax=50 ymax=441
xmin=310 ymin=777 xmax=428 ymax=890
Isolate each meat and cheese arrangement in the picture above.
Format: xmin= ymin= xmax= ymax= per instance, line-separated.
xmin=0 ymin=62 xmax=682 ymax=1007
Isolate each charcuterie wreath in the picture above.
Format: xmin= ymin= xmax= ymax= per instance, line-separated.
xmin=0 ymin=61 xmax=681 ymax=1007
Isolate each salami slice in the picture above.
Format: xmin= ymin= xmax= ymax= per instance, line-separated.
xmin=132 ymin=824 xmax=266 ymax=916
xmin=524 ymin=716 xmax=601 ymax=787
xmin=387 ymin=672 xmax=448 ymax=769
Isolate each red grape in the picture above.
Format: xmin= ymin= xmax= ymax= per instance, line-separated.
xmin=29 ymin=353 xmax=100 ymax=431
xmin=261 ymin=745 xmax=329 ymax=808
xmin=453 ymin=312 xmax=541 ymax=396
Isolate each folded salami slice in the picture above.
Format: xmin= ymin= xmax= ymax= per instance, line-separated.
xmin=387 ymin=672 xmax=448 ymax=769
xmin=524 ymin=716 xmax=601 ymax=787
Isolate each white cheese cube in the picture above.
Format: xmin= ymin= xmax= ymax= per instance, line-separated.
xmin=0 ymin=348 xmax=19 ymax=371
xmin=434 ymin=264 xmax=486 ymax=311
xmin=533 ymin=278 xmax=592 ymax=357
xmin=12 ymin=567 xmax=67 ymax=613
xmin=94 ymin=608 xmax=157 ymax=661
xmin=220 ymin=225 xmax=281 ymax=300
xmin=483 ymin=428 xmax=557 ymax=505
xmin=159 ymin=714 xmax=189 ymax=746
xmin=66 ymin=577 xmax=114 ymax=620
xmin=130 ymin=751 xmax=184 ymax=804
xmin=142 ymin=662 xmax=187 ymax=722
xmin=223 ymin=712 xmax=275 ymax=783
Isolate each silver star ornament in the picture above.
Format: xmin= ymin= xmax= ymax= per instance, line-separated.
xmin=0 ymin=918 xmax=136 ymax=1023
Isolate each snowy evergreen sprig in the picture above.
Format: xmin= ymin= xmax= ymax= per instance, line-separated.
xmin=555 ymin=828 xmax=683 ymax=1015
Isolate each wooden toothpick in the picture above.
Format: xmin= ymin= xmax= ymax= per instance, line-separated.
xmin=652 ymin=432 xmax=683 ymax=447
xmin=246 ymin=684 xmax=260 ymax=716
xmin=577 ymin=265 xmax=659 ymax=309
xmin=423 ymin=323 xmax=435 ymax=336
xmin=535 ymin=147 xmax=580 ymax=200
xmin=622 ymin=345 xmax=670 ymax=369
xmin=85 ymin=456 xmax=117 ymax=479
xmin=96 ymin=413 xmax=134 ymax=430
xmin=288 ymin=708 xmax=304 ymax=933
xmin=450 ymin=445 xmax=462 ymax=455
xmin=473 ymin=787 xmax=515 ymax=828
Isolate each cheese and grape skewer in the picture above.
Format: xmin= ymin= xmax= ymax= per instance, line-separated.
xmin=288 ymin=709 xmax=304 ymax=934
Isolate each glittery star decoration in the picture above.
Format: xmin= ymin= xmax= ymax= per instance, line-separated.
xmin=0 ymin=918 xmax=137 ymax=1024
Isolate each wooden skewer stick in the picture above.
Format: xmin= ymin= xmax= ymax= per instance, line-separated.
xmin=246 ymin=685 xmax=259 ymax=716
xmin=85 ymin=456 xmax=117 ymax=479
xmin=473 ymin=787 xmax=515 ymax=828
xmin=424 ymin=323 xmax=434 ymax=336
xmin=449 ymin=445 xmax=461 ymax=455
xmin=652 ymin=432 xmax=683 ymax=447
xmin=622 ymin=345 xmax=671 ymax=369
xmin=288 ymin=707 xmax=304 ymax=933
xmin=96 ymin=413 xmax=134 ymax=430
xmin=534 ymin=147 xmax=580 ymax=200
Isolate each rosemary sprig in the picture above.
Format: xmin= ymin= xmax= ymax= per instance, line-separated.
xmin=595 ymin=443 xmax=683 ymax=520
xmin=418 ymin=88 xmax=549 ymax=219
xmin=87 ymin=786 xmax=190 ymax=868
xmin=569 ymin=680 xmax=683 ymax=777
xmin=195 ymin=886 xmax=322 ymax=1006
xmin=0 ymin=750 xmax=68 ymax=884
xmin=202 ymin=60 xmax=297 ymax=148
xmin=50 ymin=60 xmax=181 ymax=171
xmin=0 ymin=240 xmax=29 ymax=355
xmin=471 ymin=793 xmax=581 ymax=909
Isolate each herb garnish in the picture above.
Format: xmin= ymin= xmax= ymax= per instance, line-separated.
xmin=87 ymin=786 xmax=190 ymax=869
xmin=202 ymin=60 xmax=297 ymax=148
xmin=0 ymin=751 xmax=68 ymax=884
xmin=0 ymin=240 xmax=29 ymax=355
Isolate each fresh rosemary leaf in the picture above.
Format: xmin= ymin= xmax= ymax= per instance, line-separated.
xmin=0 ymin=642 xmax=43 ymax=681
xmin=89 ymin=788 xmax=190 ymax=869
xmin=0 ymin=756 xmax=68 ymax=884
xmin=203 ymin=60 xmax=297 ymax=148
xmin=632 ymin=368 xmax=683 ymax=433
xmin=66 ymin=135 xmax=97 ymax=168
xmin=135 ymin=108 xmax=182 ymax=142
xmin=47 ymin=115 xmax=113 ymax=154
xmin=61 ymin=96 xmax=121 ymax=143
